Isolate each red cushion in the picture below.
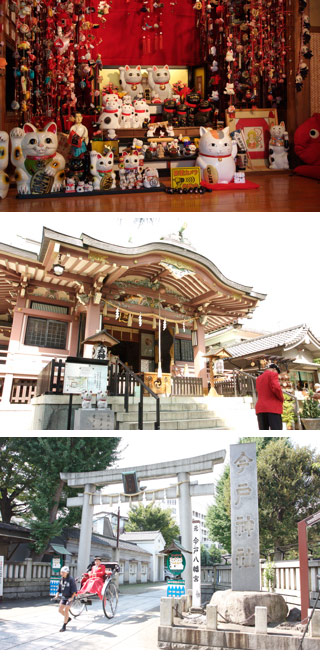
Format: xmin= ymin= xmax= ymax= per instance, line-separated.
xmin=294 ymin=165 xmax=320 ymax=180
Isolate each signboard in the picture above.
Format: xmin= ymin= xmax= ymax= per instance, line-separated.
xmin=50 ymin=577 xmax=60 ymax=596
xmin=63 ymin=360 xmax=108 ymax=394
xmin=0 ymin=556 xmax=3 ymax=597
xmin=192 ymin=520 xmax=201 ymax=608
xmin=166 ymin=550 xmax=186 ymax=576
xmin=230 ymin=442 xmax=260 ymax=591
xmin=171 ymin=166 xmax=201 ymax=189
xmin=167 ymin=579 xmax=185 ymax=598
xmin=51 ymin=556 xmax=62 ymax=573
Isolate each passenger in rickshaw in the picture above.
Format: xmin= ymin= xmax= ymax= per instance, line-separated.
xmin=77 ymin=556 xmax=107 ymax=600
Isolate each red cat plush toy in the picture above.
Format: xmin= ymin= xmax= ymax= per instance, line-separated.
xmin=294 ymin=113 xmax=320 ymax=180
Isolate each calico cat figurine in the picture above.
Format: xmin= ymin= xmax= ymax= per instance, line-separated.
xmin=196 ymin=126 xmax=237 ymax=184
xmin=0 ymin=131 xmax=10 ymax=199
xmin=10 ymin=122 xmax=65 ymax=195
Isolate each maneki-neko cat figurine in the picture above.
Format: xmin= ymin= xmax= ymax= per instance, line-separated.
xmin=0 ymin=131 xmax=10 ymax=199
xmin=10 ymin=123 xmax=65 ymax=195
xmin=196 ymin=126 xmax=237 ymax=184
xmin=90 ymin=150 xmax=116 ymax=190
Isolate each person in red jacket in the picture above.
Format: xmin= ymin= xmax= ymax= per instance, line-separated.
xmin=77 ymin=557 xmax=106 ymax=600
xmin=255 ymin=363 xmax=284 ymax=430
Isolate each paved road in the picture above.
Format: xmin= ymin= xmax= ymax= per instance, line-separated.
xmin=0 ymin=582 xmax=167 ymax=651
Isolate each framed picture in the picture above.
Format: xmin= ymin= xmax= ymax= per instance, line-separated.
xmin=140 ymin=332 xmax=155 ymax=358
xmin=226 ymin=108 xmax=278 ymax=170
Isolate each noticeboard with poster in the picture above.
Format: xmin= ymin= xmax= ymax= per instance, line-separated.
xmin=63 ymin=359 xmax=108 ymax=394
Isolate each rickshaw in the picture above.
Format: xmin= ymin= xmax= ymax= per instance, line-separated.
xmin=69 ymin=561 xmax=120 ymax=619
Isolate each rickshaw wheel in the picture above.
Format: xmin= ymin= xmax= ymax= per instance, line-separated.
xmin=102 ymin=582 xmax=118 ymax=619
xmin=69 ymin=597 xmax=86 ymax=617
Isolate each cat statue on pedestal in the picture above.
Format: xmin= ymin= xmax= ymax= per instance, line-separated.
xmin=148 ymin=65 xmax=172 ymax=103
xmin=10 ymin=122 xmax=65 ymax=195
xmin=0 ymin=131 xmax=10 ymax=199
xmin=269 ymin=121 xmax=289 ymax=170
xmin=90 ymin=150 xmax=116 ymax=190
xmin=196 ymin=126 xmax=237 ymax=184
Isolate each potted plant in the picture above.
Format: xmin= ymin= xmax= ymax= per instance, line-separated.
xmin=301 ymin=390 xmax=320 ymax=430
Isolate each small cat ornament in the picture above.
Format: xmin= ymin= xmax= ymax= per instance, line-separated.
xmin=269 ymin=121 xmax=289 ymax=170
xmin=196 ymin=126 xmax=237 ymax=184
xmin=10 ymin=122 xmax=65 ymax=195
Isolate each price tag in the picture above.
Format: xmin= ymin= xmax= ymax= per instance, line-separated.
xmin=171 ymin=166 xmax=201 ymax=189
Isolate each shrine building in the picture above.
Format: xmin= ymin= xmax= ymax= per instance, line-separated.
xmin=0 ymin=229 xmax=265 ymax=428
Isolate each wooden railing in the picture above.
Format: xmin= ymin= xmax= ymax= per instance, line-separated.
xmin=172 ymin=376 xmax=203 ymax=396
xmin=10 ymin=378 xmax=37 ymax=404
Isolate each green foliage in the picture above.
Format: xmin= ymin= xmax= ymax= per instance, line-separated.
xmin=0 ymin=439 xmax=36 ymax=523
xmin=206 ymin=438 xmax=320 ymax=556
xmin=263 ymin=559 xmax=276 ymax=591
xmin=282 ymin=395 xmax=296 ymax=428
xmin=0 ymin=437 xmax=120 ymax=555
xmin=125 ymin=502 xmax=180 ymax=546
xmin=302 ymin=391 xmax=320 ymax=418
xmin=201 ymin=543 xmax=223 ymax=565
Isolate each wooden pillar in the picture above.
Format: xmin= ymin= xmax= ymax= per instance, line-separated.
xmin=83 ymin=299 xmax=101 ymax=358
xmin=193 ymin=323 xmax=208 ymax=395
xmin=298 ymin=519 xmax=310 ymax=623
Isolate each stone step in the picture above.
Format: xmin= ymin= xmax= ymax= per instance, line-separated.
xmin=118 ymin=417 xmax=228 ymax=430
xmin=115 ymin=409 xmax=221 ymax=422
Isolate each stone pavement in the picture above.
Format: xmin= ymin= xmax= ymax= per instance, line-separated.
xmin=0 ymin=582 xmax=167 ymax=651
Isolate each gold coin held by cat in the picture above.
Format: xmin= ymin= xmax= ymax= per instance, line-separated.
xmin=30 ymin=170 xmax=54 ymax=194
xmin=100 ymin=173 xmax=113 ymax=190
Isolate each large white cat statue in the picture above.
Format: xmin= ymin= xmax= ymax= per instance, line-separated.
xmin=196 ymin=126 xmax=237 ymax=184
xmin=148 ymin=65 xmax=172 ymax=102
xmin=10 ymin=122 xmax=65 ymax=195
xmin=119 ymin=65 xmax=144 ymax=99
xmin=90 ymin=150 xmax=116 ymax=190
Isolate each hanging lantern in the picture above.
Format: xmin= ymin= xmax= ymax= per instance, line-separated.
xmin=193 ymin=319 xmax=198 ymax=331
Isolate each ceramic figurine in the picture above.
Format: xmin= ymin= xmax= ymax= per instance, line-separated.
xmin=132 ymin=98 xmax=150 ymax=128
xmin=0 ymin=131 xmax=10 ymax=199
xmin=81 ymin=390 xmax=93 ymax=408
xmin=148 ymin=65 xmax=172 ymax=102
xmin=102 ymin=92 xmax=122 ymax=110
xmin=97 ymin=391 xmax=108 ymax=409
xmin=234 ymin=171 xmax=246 ymax=183
xmin=269 ymin=121 xmax=289 ymax=169
xmin=119 ymin=65 xmax=144 ymax=99
xmin=10 ymin=123 xmax=65 ymax=195
xmin=98 ymin=98 xmax=121 ymax=130
xmin=143 ymin=167 xmax=160 ymax=188
xmin=68 ymin=112 xmax=89 ymax=158
xmin=194 ymin=100 xmax=212 ymax=126
xmin=176 ymin=103 xmax=188 ymax=126
xmin=196 ymin=126 xmax=237 ymax=184
xmin=119 ymin=151 xmax=144 ymax=189
xmin=90 ymin=150 xmax=116 ymax=190
xmin=120 ymin=103 xmax=135 ymax=127
xmin=162 ymin=99 xmax=176 ymax=123
xmin=65 ymin=177 xmax=76 ymax=193
xmin=185 ymin=92 xmax=201 ymax=126
xmin=144 ymin=141 xmax=158 ymax=160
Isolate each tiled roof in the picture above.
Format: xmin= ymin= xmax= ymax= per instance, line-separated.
xmin=228 ymin=324 xmax=320 ymax=358
xmin=120 ymin=531 xmax=162 ymax=541
xmin=66 ymin=528 xmax=152 ymax=555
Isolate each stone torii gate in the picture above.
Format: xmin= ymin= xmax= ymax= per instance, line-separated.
xmin=61 ymin=449 xmax=225 ymax=590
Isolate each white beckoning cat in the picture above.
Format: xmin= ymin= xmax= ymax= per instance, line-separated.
xmin=10 ymin=122 xmax=65 ymax=195
xmin=195 ymin=126 xmax=237 ymax=184
xmin=148 ymin=65 xmax=172 ymax=102
xmin=119 ymin=65 xmax=144 ymax=99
